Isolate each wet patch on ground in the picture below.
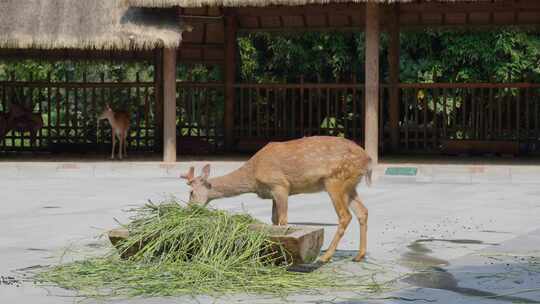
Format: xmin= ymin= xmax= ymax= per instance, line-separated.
xmin=401 ymin=239 xmax=540 ymax=303
xmin=25 ymin=248 xmax=48 ymax=252
xmin=479 ymin=230 xmax=513 ymax=234
xmin=415 ymin=238 xmax=498 ymax=246
xmin=401 ymin=239 xmax=497 ymax=269
xmin=85 ymin=242 xmax=106 ymax=249
xmin=0 ymin=275 xmax=21 ymax=287
xmin=403 ymin=267 xmax=540 ymax=303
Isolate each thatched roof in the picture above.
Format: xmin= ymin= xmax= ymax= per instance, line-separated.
xmin=124 ymin=0 xmax=481 ymax=8
xmin=0 ymin=0 xmax=183 ymax=50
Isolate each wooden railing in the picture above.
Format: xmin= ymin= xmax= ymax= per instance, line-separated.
xmin=3 ymin=79 xmax=537 ymax=155
xmin=176 ymin=82 xmax=225 ymax=154
xmin=397 ymin=83 xmax=540 ymax=153
xmin=233 ymin=83 xmax=388 ymax=151
xmin=0 ymin=79 xmax=157 ymax=153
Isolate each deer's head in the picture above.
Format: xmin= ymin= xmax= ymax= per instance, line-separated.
xmin=181 ymin=164 xmax=212 ymax=205
xmin=98 ymin=104 xmax=113 ymax=121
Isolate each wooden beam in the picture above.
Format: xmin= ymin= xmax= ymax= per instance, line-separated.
xmin=234 ymin=3 xmax=361 ymax=17
xmin=238 ymin=26 xmax=364 ymax=33
xmin=388 ymin=4 xmax=400 ymax=152
xmin=224 ymin=14 xmax=237 ymax=151
xmin=163 ymin=47 xmax=177 ymax=162
xmin=180 ymin=43 xmax=225 ymax=49
xmin=365 ymin=2 xmax=380 ymax=164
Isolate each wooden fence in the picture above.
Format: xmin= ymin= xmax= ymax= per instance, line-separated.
xmin=176 ymin=82 xmax=225 ymax=154
xmin=0 ymin=78 xmax=157 ymax=153
xmin=2 ymin=79 xmax=539 ymax=156
xmin=398 ymin=83 xmax=540 ymax=153
xmin=233 ymin=83 xmax=390 ymax=151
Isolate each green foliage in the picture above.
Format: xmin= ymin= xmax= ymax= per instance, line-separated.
xmin=239 ymin=32 xmax=363 ymax=83
xmin=2 ymin=28 xmax=538 ymax=85
xmin=0 ymin=60 xmax=154 ymax=82
xmin=398 ymin=28 xmax=540 ymax=83
xmin=237 ymin=28 xmax=540 ymax=84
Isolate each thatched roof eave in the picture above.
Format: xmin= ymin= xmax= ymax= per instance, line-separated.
xmin=0 ymin=0 xmax=183 ymax=51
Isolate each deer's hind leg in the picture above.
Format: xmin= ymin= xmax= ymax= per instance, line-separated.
xmin=118 ymin=132 xmax=124 ymax=159
xmin=349 ymin=189 xmax=368 ymax=262
xmin=270 ymin=185 xmax=289 ymax=226
xmin=110 ymin=129 xmax=116 ymax=159
xmin=318 ymin=179 xmax=352 ymax=263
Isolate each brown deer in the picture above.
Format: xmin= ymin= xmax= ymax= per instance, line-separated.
xmin=98 ymin=104 xmax=130 ymax=159
xmin=1 ymin=103 xmax=44 ymax=146
xmin=181 ymin=136 xmax=373 ymax=262
xmin=0 ymin=113 xmax=7 ymax=140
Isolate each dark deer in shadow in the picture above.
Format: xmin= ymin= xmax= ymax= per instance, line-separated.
xmin=0 ymin=102 xmax=44 ymax=147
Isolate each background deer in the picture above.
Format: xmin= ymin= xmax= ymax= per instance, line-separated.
xmin=0 ymin=103 xmax=44 ymax=146
xmin=98 ymin=104 xmax=130 ymax=159
xmin=181 ymin=136 xmax=373 ymax=263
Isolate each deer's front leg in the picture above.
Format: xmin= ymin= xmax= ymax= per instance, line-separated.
xmin=271 ymin=186 xmax=289 ymax=226
xmin=272 ymin=200 xmax=278 ymax=225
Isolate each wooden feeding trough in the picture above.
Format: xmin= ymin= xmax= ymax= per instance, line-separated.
xmin=107 ymin=224 xmax=324 ymax=266
xmin=107 ymin=228 xmax=143 ymax=260
xmin=248 ymin=224 xmax=324 ymax=265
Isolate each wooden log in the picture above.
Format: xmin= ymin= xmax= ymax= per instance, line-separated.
xmin=365 ymin=3 xmax=380 ymax=164
xmin=107 ymin=228 xmax=143 ymax=259
xmin=249 ymin=224 xmax=324 ymax=265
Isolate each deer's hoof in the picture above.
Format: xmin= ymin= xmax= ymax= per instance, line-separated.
xmin=317 ymin=256 xmax=331 ymax=264
xmin=352 ymin=253 xmax=366 ymax=262
xmin=110 ymin=156 xmax=115 ymax=160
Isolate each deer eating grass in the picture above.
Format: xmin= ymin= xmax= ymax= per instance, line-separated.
xmin=181 ymin=136 xmax=373 ymax=262
xmin=98 ymin=104 xmax=130 ymax=159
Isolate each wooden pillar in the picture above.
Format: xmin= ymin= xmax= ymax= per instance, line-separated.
xmin=163 ymin=48 xmax=177 ymax=162
xmin=154 ymin=48 xmax=164 ymax=152
xmin=224 ymin=14 xmax=237 ymax=151
xmin=365 ymin=3 xmax=380 ymax=164
xmin=388 ymin=4 xmax=400 ymax=152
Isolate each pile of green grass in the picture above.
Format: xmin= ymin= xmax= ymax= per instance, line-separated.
xmin=34 ymin=201 xmax=338 ymax=298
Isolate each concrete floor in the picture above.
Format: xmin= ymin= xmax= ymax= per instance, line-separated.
xmin=1 ymin=160 xmax=540 ymax=303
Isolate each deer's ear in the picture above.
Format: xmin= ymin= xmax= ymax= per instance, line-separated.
xmin=180 ymin=166 xmax=195 ymax=182
xmin=105 ymin=103 xmax=111 ymax=110
xmin=201 ymin=164 xmax=211 ymax=180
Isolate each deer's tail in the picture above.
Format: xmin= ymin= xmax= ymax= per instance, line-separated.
xmin=365 ymin=157 xmax=374 ymax=187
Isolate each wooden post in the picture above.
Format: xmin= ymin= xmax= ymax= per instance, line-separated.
xmin=154 ymin=48 xmax=164 ymax=153
xmin=224 ymin=14 xmax=237 ymax=151
xmin=365 ymin=3 xmax=380 ymax=164
xmin=163 ymin=48 xmax=177 ymax=162
xmin=388 ymin=4 xmax=400 ymax=152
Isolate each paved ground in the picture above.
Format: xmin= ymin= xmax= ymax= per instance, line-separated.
xmin=1 ymin=160 xmax=540 ymax=303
